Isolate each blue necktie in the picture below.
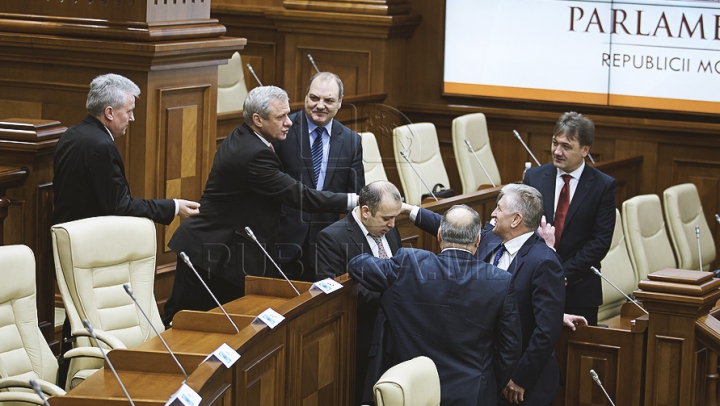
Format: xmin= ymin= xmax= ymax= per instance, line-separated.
xmin=311 ymin=127 xmax=324 ymax=188
xmin=492 ymin=244 xmax=505 ymax=267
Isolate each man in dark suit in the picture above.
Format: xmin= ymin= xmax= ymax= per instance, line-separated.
xmin=274 ymin=72 xmax=364 ymax=281
xmin=316 ymin=180 xmax=402 ymax=405
xmin=523 ymin=112 xmax=616 ymax=326
xmin=163 ymin=85 xmax=357 ymax=325
xmin=349 ymin=204 xmax=522 ymax=406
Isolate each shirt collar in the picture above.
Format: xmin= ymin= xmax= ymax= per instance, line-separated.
xmin=306 ymin=115 xmax=333 ymax=137
xmin=252 ymin=130 xmax=272 ymax=147
xmin=351 ymin=207 xmax=372 ymax=237
xmin=503 ymin=231 xmax=534 ymax=256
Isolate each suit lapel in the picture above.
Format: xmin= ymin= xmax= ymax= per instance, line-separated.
xmin=564 ymin=165 xmax=594 ymax=226
xmin=323 ymin=121 xmax=344 ymax=189
xmin=507 ymin=233 xmax=539 ymax=276
xmin=345 ymin=215 xmax=373 ymax=255
xmin=540 ymin=165 xmax=557 ymax=223
xmin=296 ymin=112 xmax=316 ymax=186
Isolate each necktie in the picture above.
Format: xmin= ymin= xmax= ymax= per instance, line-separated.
xmin=554 ymin=174 xmax=572 ymax=248
xmin=311 ymin=127 xmax=324 ymax=187
xmin=371 ymin=235 xmax=389 ymax=259
xmin=268 ymin=143 xmax=275 ymax=153
xmin=492 ymin=244 xmax=505 ymax=267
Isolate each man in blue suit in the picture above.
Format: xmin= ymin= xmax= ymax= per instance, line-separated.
xmin=349 ymin=204 xmax=522 ymax=406
xmin=523 ymin=112 xmax=616 ymax=325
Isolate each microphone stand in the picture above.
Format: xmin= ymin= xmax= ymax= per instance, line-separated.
xmin=591 ymin=266 xmax=648 ymax=315
xmin=83 ymin=319 xmax=135 ymax=406
xmin=29 ymin=379 xmax=51 ymax=406
xmin=464 ymin=139 xmax=496 ymax=188
xmin=399 ymin=150 xmax=438 ymax=202
xmin=307 ymin=54 xmax=320 ymax=73
xmin=244 ymin=227 xmax=301 ymax=296
xmin=512 ymin=130 xmax=541 ymax=166
xmin=246 ymin=64 xmax=263 ymax=86
xmin=590 ymin=369 xmax=616 ymax=406
xmin=696 ymin=226 xmax=703 ymax=271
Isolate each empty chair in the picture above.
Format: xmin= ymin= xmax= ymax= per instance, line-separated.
xmin=663 ymin=183 xmax=716 ymax=271
xmin=452 ymin=113 xmax=501 ymax=193
xmin=597 ymin=209 xmax=637 ymax=322
xmin=361 ymin=131 xmax=389 ymax=183
xmin=217 ymin=51 xmax=249 ymax=114
xmin=52 ymin=216 xmax=165 ymax=388
xmin=622 ymin=194 xmax=677 ymax=282
xmin=393 ymin=123 xmax=451 ymax=205
xmin=374 ymin=356 xmax=441 ymax=406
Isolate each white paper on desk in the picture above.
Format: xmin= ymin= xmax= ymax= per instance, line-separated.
xmin=253 ymin=308 xmax=285 ymax=329
xmin=310 ymin=278 xmax=343 ymax=294
xmin=165 ymin=383 xmax=201 ymax=406
xmin=202 ymin=343 xmax=241 ymax=368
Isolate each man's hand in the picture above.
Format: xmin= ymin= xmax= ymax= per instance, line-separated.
xmin=177 ymin=199 xmax=201 ymax=219
xmin=538 ymin=215 xmax=555 ymax=248
xmin=400 ymin=202 xmax=415 ymax=214
xmin=503 ymin=379 xmax=525 ymax=404
xmin=563 ymin=313 xmax=588 ymax=331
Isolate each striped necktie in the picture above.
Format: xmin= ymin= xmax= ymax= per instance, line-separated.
xmin=311 ymin=127 xmax=325 ymax=188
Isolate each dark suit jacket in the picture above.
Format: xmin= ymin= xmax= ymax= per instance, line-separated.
xmin=477 ymin=231 xmax=565 ymax=405
xmin=523 ymin=163 xmax=616 ymax=308
xmin=52 ymin=114 xmax=175 ymax=225
xmin=349 ymin=248 xmax=522 ymax=406
xmin=273 ymin=111 xmax=364 ymax=268
xmin=168 ymin=123 xmax=348 ymax=291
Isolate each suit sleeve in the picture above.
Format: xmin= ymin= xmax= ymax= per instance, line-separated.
xmin=89 ymin=143 xmax=175 ymax=225
xmin=348 ymin=252 xmax=400 ymax=292
xmin=511 ymin=255 xmax=566 ymax=391
xmin=316 ymin=228 xmax=351 ymax=280
xmin=493 ymin=280 xmax=523 ymax=395
xmin=563 ymin=179 xmax=617 ymax=285
xmin=348 ymin=134 xmax=365 ymax=193
xmin=414 ymin=207 xmax=442 ymax=235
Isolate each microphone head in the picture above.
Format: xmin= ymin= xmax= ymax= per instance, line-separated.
xmin=512 ymin=130 xmax=522 ymax=139
xmin=715 ymin=214 xmax=720 ymax=224
xmin=590 ymin=266 xmax=601 ymax=276
xmin=29 ymin=379 xmax=43 ymax=394
xmin=696 ymin=226 xmax=701 ymax=236
xmin=123 ymin=283 xmax=135 ymax=299
xmin=464 ymin=139 xmax=473 ymax=151
xmin=179 ymin=252 xmax=192 ymax=267
xmin=82 ymin=318 xmax=94 ymax=335
xmin=245 ymin=226 xmax=256 ymax=241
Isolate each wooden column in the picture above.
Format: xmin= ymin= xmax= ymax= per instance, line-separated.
xmin=0 ymin=165 xmax=29 ymax=246
xmin=634 ymin=269 xmax=720 ymax=406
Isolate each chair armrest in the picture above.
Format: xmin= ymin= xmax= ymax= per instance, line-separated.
xmin=0 ymin=377 xmax=66 ymax=396
xmin=71 ymin=328 xmax=127 ymax=349
xmin=65 ymin=346 xmax=106 ymax=360
xmin=0 ymin=391 xmax=46 ymax=405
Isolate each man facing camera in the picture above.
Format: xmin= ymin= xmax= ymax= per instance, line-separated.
xmin=164 ymin=85 xmax=357 ymax=326
xmin=274 ymin=72 xmax=364 ymax=281
xmin=349 ymin=204 xmax=522 ymax=406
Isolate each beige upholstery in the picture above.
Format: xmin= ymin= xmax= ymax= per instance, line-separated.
xmin=217 ymin=51 xmax=249 ymax=114
xmin=622 ymin=195 xmax=677 ymax=282
xmin=374 ymin=356 xmax=441 ymax=406
xmin=598 ymin=209 xmax=637 ymax=322
xmin=452 ymin=113 xmax=501 ymax=193
xmin=393 ymin=123 xmax=451 ymax=205
xmin=663 ymin=183 xmax=716 ymax=271
xmin=361 ymin=131 xmax=389 ymax=183
xmin=0 ymin=245 xmax=66 ymax=405
xmin=51 ymin=216 xmax=164 ymax=388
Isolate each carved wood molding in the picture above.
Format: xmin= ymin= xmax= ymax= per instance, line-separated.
xmin=283 ymin=0 xmax=411 ymax=16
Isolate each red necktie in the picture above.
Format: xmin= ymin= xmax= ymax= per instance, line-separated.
xmin=554 ymin=174 xmax=572 ymax=248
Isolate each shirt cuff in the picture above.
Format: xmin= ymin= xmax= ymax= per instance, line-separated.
xmin=347 ymin=193 xmax=358 ymax=210
xmin=173 ymin=199 xmax=179 ymax=216
xmin=409 ymin=205 xmax=420 ymax=222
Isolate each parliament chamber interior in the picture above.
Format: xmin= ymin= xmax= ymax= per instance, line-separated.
xmin=1 ymin=0 xmax=720 ymax=405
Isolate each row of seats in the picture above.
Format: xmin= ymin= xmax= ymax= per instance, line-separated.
xmin=598 ymin=183 xmax=716 ymax=322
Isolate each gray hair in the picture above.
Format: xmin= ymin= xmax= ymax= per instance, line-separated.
xmin=439 ymin=204 xmax=482 ymax=246
xmin=553 ymin=111 xmax=595 ymax=147
xmin=359 ymin=181 xmax=401 ymax=216
xmin=497 ymin=184 xmax=544 ymax=230
xmin=306 ymin=72 xmax=344 ymax=99
xmin=243 ymin=86 xmax=289 ymax=123
xmin=86 ymin=74 xmax=140 ymax=118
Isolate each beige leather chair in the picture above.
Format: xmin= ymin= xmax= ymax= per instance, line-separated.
xmin=374 ymin=356 xmax=441 ymax=406
xmin=361 ymin=131 xmax=389 ymax=183
xmin=51 ymin=216 xmax=164 ymax=388
xmin=452 ymin=113 xmax=501 ymax=193
xmin=663 ymin=183 xmax=716 ymax=271
xmin=217 ymin=51 xmax=249 ymax=114
xmin=0 ymin=245 xmax=92 ymax=404
xmin=393 ymin=123 xmax=451 ymax=205
xmin=597 ymin=209 xmax=637 ymax=322
xmin=622 ymin=195 xmax=677 ymax=282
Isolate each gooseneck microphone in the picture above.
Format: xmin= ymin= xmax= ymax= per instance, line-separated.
xmin=307 ymin=54 xmax=320 ymax=73
xmin=244 ymin=227 xmax=301 ymax=296
xmin=83 ymin=319 xmax=135 ymax=406
xmin=464 ymin=139 xmax=496 ymax=188
xmin=246 ymin=63 xmax=263 ymax=86
xmin=591 ymin=266 xmax=648 ymax=315
xmin=696 ymin=226 xmax=703 ymax=271
xmin=179 ymin=252 xmax=240 ymax=333
xmin=399 ymin=150 xmax=438 ymax=202
xmin=123 ymin=283 xmax=188 ymax=382
xmin=590 ymin=369 xmax=616 ymax=406
xmin=29 ymin=379 xmax=51 ymax=406
xmin=715 ymin=214 xmax=720 ymax=225
xmin=512 ymin=130 xmax=541 ymax=166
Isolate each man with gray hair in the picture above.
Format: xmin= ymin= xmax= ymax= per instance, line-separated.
xmin=349 ymin=204 xmax=521 ymax=405
xmin=164 ymin=85 xmax=357 ymax=325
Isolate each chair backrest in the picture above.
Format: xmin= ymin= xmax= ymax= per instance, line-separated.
xmin=217 ymin=51 xmax=249 ymax=114
xmin=51 ymin=216 xmax=163 ymax=349
xmin=0 ymin=245 xmax=58 ymax=383
xmin=663 ymin=183 xmax=716 ymax=271
xmin=452 ymin=113 xmax=501 ymax=193
xmin=622 ymin=194 xmax=677 ymax=282
xmin=374 ymin=356 xmax=441 ymax=406
xmin=598 ymin=209 xmax=637 ymax=322
xmin=393 ymin=123 xmax=451 ymax=205
xmin=360 ymin=131 xmax=389 ymax=183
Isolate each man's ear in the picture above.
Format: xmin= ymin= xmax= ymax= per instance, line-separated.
xmin=512 ymin=214 xmax=523 ymax=229
xmin=104 ymin=106 xmax=114 ymax=121
xmin=252 ymin=113 xmax=263 ymax=128
xmin=581 ymin=145 xmax=591 ymax=158
xmin=437 ymin=229 xmax=442 ymax=244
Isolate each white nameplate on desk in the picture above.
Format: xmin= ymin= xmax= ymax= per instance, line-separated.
xmin=165 ymin=383 xmax=201 ymax=406
xmin=310 ymin=278 xmax=343 ymax=294
xmin=203 ymin=343 xmax=241 ymax=368
xmin=253 ymin=308 xmax=284 ymax=329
